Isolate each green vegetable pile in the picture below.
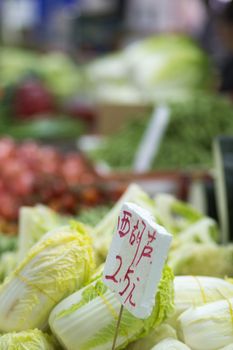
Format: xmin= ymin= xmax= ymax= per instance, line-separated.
xmin=4 ymin=117 xmax=85 ymax=141
xmin=90 ymin=94 xmax=233 ymax=170
xmin=87 ymin=34 xmax=214 ymax=103
xmin=0 ymin=329 xmax=59 ymax=350
xmin=77 ymin=205 xmax=111 ymax=227
xmin=0 ymin=49 xmax=83 ymax=99
xmin=1 ymin=34 xmax=214 ymax=106
xmin=0 ymin=184 xmax=233 ymax=349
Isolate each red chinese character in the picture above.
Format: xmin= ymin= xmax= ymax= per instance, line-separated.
xmin=136 ymin=220 xmax=146 ymax=243
xmin=118 ymin=211 xmax=132 ymax=238
xmin=119 ymin=266 xmax=134 ymax=297
xmin=124 ymin=283 xmax=136 ymax=307
xmin=136 ymin=245 xmax=154 ymax=266
xmin=129 ymin=220 xmax=139 ymax=245
xmin=105 ymin=255 xmax=122 ymax=283
xmin=130 ymin=220 xmax=146 ymax=267
xmin=148 ymin=230 xmax=157 ymax=243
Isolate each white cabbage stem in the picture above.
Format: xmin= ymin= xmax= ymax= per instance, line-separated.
xmin=179 ymin=298 xmax=233 ymax=350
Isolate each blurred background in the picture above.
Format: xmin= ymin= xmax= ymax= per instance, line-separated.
xmin=0 ymin=0 xmax=233 ymax=242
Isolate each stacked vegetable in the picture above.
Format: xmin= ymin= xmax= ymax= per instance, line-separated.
xmin=0 ymin=48 xmax=93 ymax=139
xmin=0 ymin=329 xmax=59 ymax=350
xmin=128 ymin=274 xmax=233 ymax=350
xmin=1 ymin=35 xmax=214 ymax=106
xmin=0 ymin=185 xmax=175 ymax=349
xmin=90 ymin=93 xmax=233 ymax=170
xmin=1 ymin=49 xmax=82 ymax=100
xmin=0 ymin=138 xmax=99 ymax=224
xmin=87 ymin=34 xmax=214 ymax=103
xmin=1 ymin=34 xmax=215 ymax=141
xmin=0 ymin=184 xmax=233 ymax=349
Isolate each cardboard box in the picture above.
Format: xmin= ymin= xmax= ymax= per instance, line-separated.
xmin=96 ymin=103 xmax=152 ymax=135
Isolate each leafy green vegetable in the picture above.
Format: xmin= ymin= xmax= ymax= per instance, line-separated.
xmin=89 ymin=118 xmax=145 ymax=170
xmin=1 ymin=48 xmax=83 ymax=99
xmin=175 ymin=218 xmax=219 ymax=245
xmin=0 ymin=329 xmax=58 ymax=350
xmin=90 ymin=94 xmax=233 ymax=170
xmin=151 ymin=338 xmax=191 ymax=350
xmin=18 ymin=204 xmax=67 ymax=261
xmin=126 ymin=324 xmax=177 ymax=350
xmin=152 ymin=94 xmax=233 ymax=170
xmin=179 ymin=298 xmax=233 ymax=350
xmin=49 ymin=266 xmax=174 ymax=350
xmin=37 ymin=52 xmax=83 ymax=99
xmin=170 ymin=276 xmax=233 ymax=322
xmin=124 ymin=35 xmax=213 ymax=99
xmin=1 ymin=48 xmax=37 ymax=87
xmin=0 ymin=223 xmax=95 ymax=332
xmin=154 ymin=194 xmax=203 ymax=235
xmin=77 ymin=205 xmax=111 ymax=227
xmin=168 ymin=242 xmax=233 ymax=277
xmin=5 ymin=117 xmax=85 ymax=140
xmin=87 ymin=34 xmax=214 ymax=104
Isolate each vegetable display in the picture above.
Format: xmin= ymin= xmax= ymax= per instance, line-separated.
xmin=0 ymin=49 xmax=89 ymax=139
xmin=90 ymin=94 xmax=233 ymax=170
xmin=0 ymin=138 xmax=97 ymax=223
xmin=0 ymin=329 xmax=58 ymax=350
xmin=5 ymin=117 xmax=85 ymax=141
xmin=168 ymin=242 xmax=233 ymax=277
xmin=126 ymin=323 xmax=177 ymax=350
xmin=1 ymin=34 xmax=214 ymax=106
xmin=0 ymin=184 xmax=232 ymax=349
xmin=153 ymin=193 xmax=204 ymax=234
xmin=0 ymin=223 xmax=94 ymax=332
xmin=1 ymin=34 xmax=215 ymax=142
xmin=151 ymin=338 xmax=191 ymax=350
xmin=77 ymin=205 xmax=111 ymax=227
xmin=1 ymin=49 xmax=82 ymax=100
xmin=87 ymin=35 xmax=214 ymax=103
xmin=0 ymin=30 xmax=232 ymax=350
xmin=172 ymin=276 xmax=233 ymax=317
xmin=18 ymin=204 xmax=67 ymax=261
xmin=179 ymin=299 xmax=233 ymax=350
xmin=49 ymin=266 xmax=174 ymax=350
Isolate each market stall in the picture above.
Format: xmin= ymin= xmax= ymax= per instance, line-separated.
xmin=0 ymin=1 xmax=233 ymax=349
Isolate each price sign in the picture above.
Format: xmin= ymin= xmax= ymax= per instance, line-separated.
xmin=103 ymin=202 xmax=172 ymax=319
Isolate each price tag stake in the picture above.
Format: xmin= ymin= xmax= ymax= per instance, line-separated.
xmin=112 ymin=305 xmax=124 ymax=350
xmin=103 ymin=202 xmax=172 ymax=349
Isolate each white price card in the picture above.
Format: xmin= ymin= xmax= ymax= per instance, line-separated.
xmin=103 ymin=202 xmax=172 ymax=319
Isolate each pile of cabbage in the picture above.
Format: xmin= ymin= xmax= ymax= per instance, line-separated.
xmin=1 ymin=34 xmax=214 ymax=105
xmin=86 ymin=34 xmax=214 ymax=103
xmin=0 ymin=184 xmax=233 ymax=349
